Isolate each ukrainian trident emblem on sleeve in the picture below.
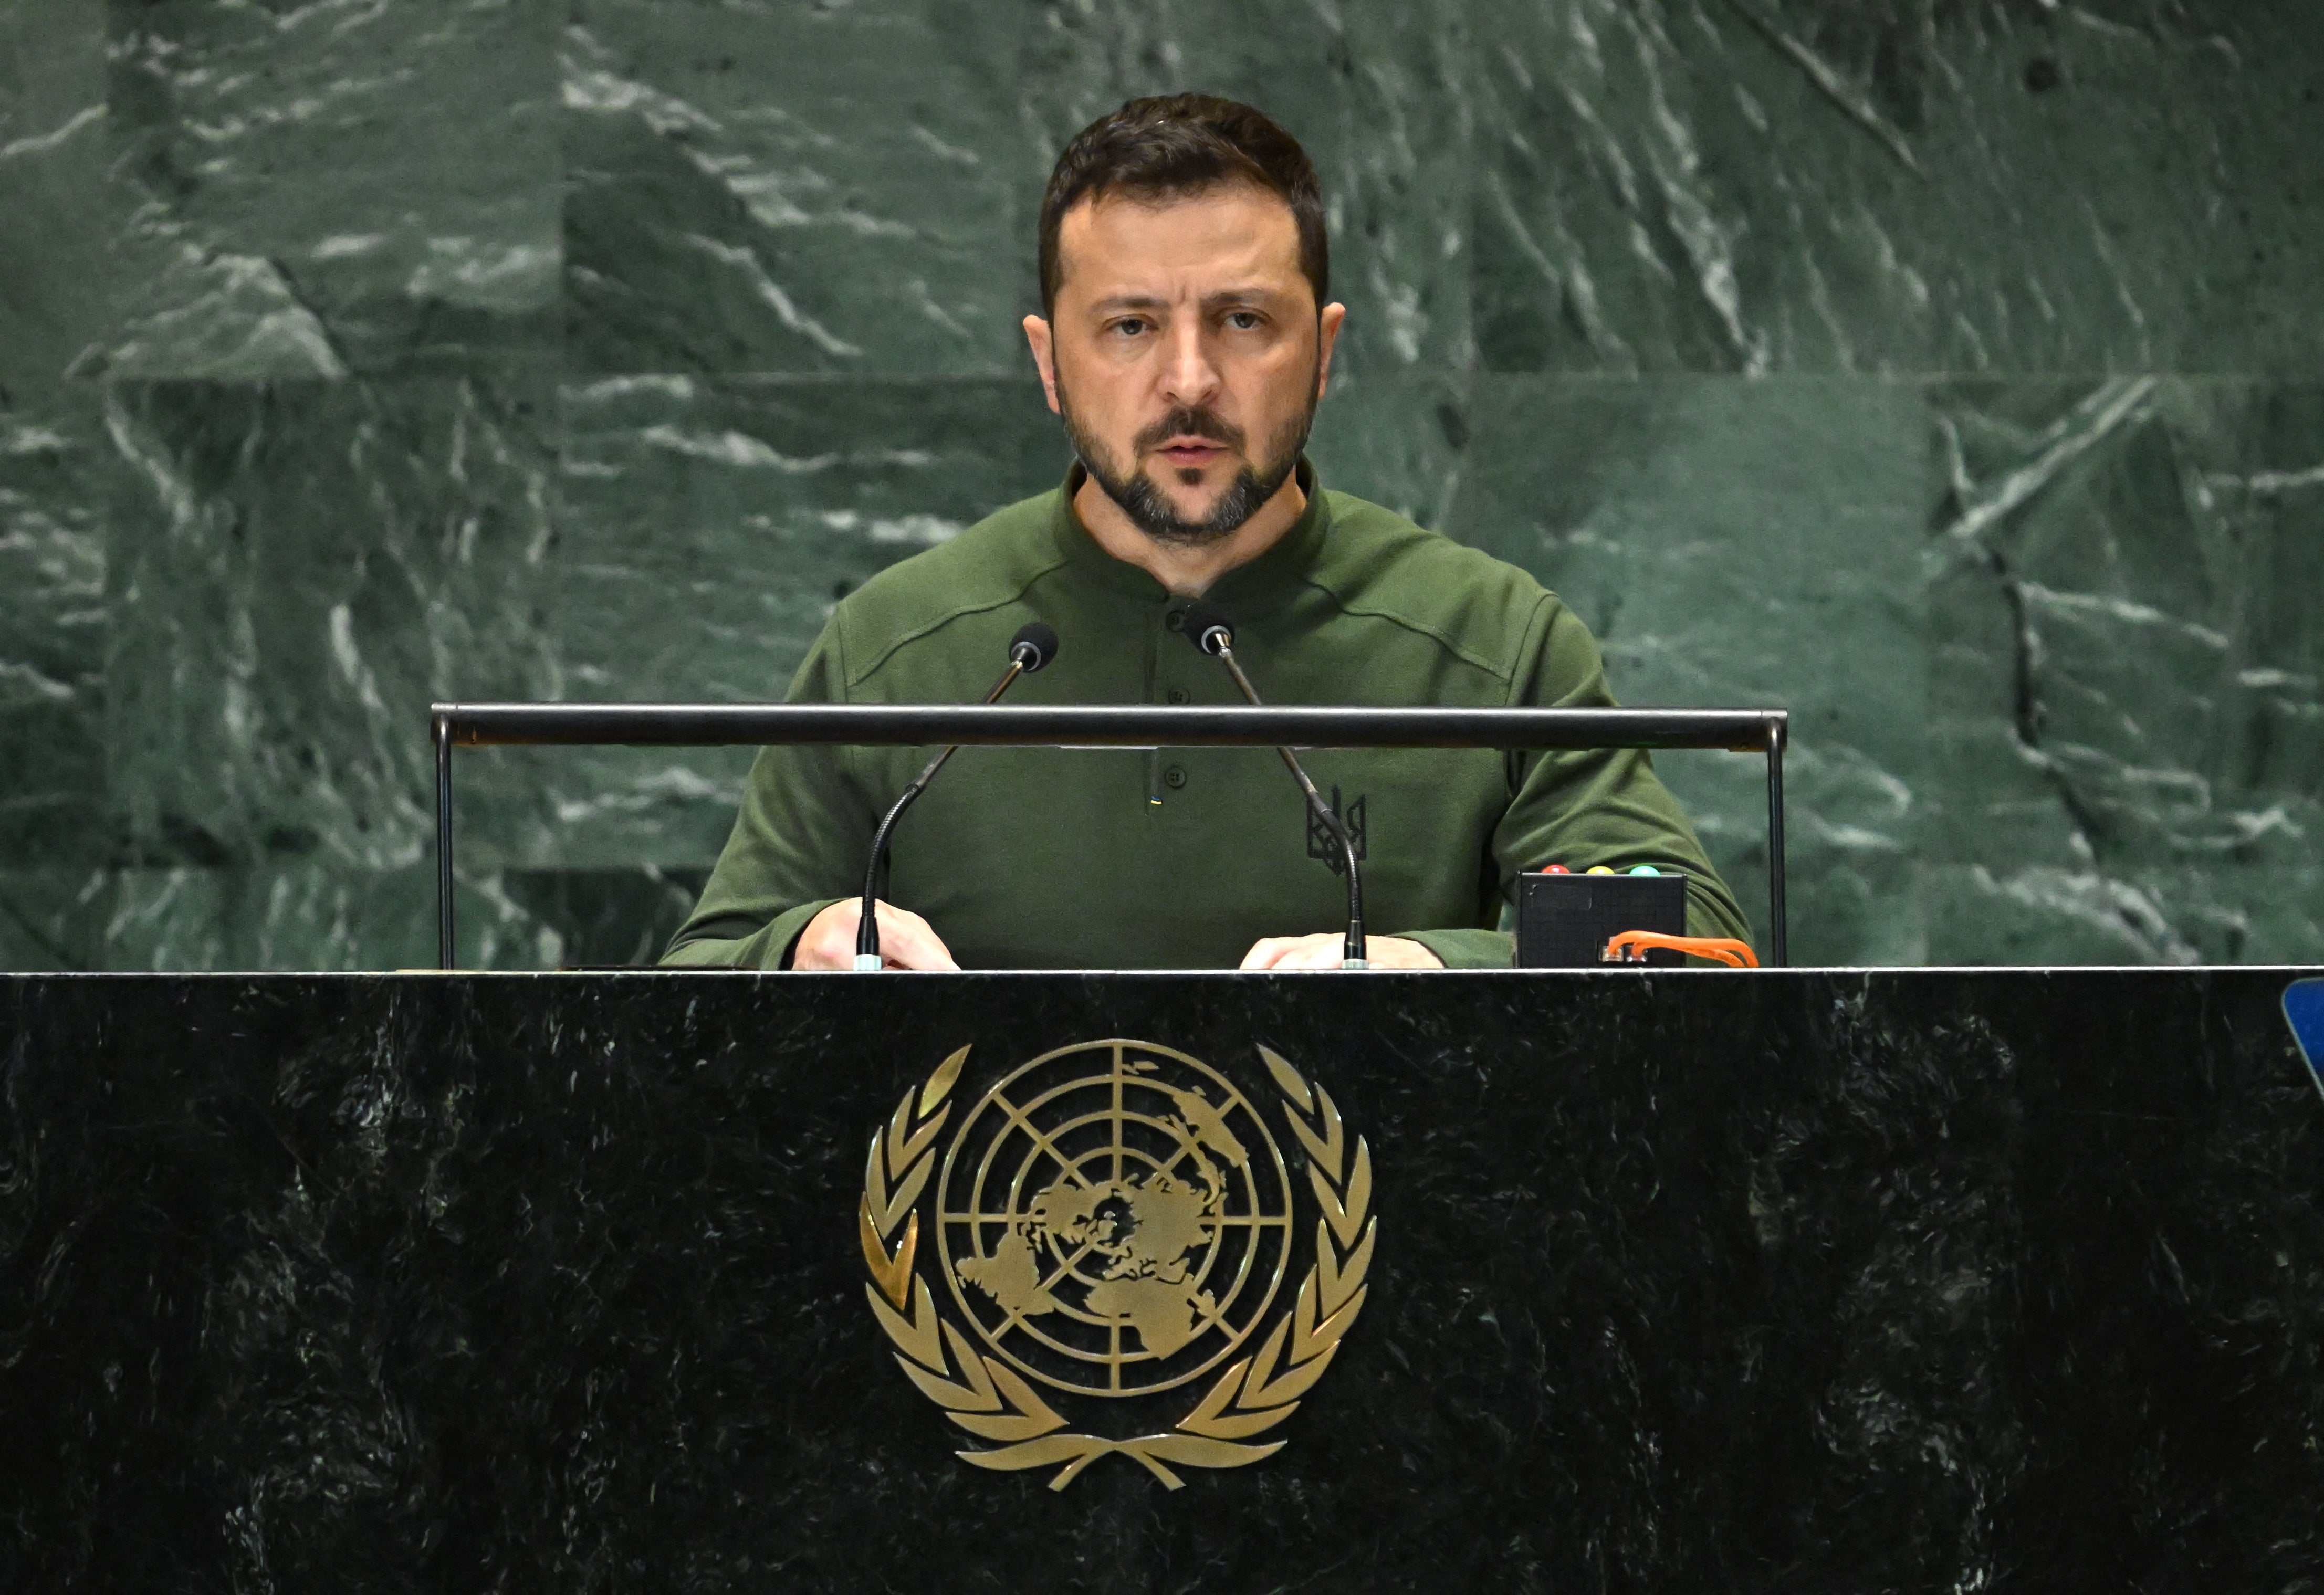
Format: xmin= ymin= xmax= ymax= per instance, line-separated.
xmin=856 ymin=1038 xmax=1376 ymax=1489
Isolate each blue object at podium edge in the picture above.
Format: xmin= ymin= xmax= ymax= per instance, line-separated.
xmin=2284 ymin=978 xmax=2324 ymax=1099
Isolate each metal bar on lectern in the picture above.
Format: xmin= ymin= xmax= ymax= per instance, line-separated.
xmin=437 ymin=702 xmax=1784 ymax=751
xmin=434 ymin=713 xmax=455 ymax=970
xmin=1765 ymin=719 xmax=1787 ymax=969
xmin=427 ymin=702 xmax=1791 ymax=971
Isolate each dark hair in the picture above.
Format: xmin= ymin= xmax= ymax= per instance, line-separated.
xmin=1037 ymin=94 xmax=1328 ymax=315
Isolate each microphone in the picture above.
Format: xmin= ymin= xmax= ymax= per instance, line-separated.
xmin=854 ymin=621 xmax=1059 ymax=970
xmin=1006 ymin=621 xmax=1059 ymax=674
xmin=1178 ymin=601 xmax=1368 ymax=969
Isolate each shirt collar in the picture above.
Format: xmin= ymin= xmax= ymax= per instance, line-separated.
xmin=1045 ymin=457 xmax=1332 ymax=610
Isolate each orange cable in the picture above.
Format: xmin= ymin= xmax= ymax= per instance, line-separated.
xmin=1601 ymin=930 xmax=1760 ymax=968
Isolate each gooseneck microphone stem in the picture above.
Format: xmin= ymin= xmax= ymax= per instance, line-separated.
xmin=854 ymin=623 xmax=1058 ymax=970
xmin=1200 ymin=628 xmax=1368 ymax=970
xmin=854 ymin=662 xmax=1020 ymax=970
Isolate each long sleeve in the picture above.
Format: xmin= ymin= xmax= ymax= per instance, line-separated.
xmin=660 ymin=626 xmax=873 ymax=969
xmin=1397 ymin=599 xmax=1753 ymax=969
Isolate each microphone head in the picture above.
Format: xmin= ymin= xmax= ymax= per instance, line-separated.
xmin=1178 ymin=601 xmax=1234 ymax=656
xmin=1008 ymin=620 xmax=1060 ymax=673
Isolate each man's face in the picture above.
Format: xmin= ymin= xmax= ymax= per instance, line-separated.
xmin=1028 ymin=184 xmax=1345 ymax=545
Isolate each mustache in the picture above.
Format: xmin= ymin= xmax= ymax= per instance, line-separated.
xmin=1134 ymin=406 xmax=1245 ymax=453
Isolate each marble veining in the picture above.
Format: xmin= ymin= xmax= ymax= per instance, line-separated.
xmin=1 ymin=0 xmax=2320 ymax=971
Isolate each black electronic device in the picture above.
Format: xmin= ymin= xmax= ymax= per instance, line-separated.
xmin=1515 ymin=869 xmax=1690 ymax=967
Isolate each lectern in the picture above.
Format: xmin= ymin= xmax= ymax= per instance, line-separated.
xmin=2 ymin=967 xmax=2319 ymax=1589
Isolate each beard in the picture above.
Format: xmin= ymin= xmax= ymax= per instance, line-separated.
xmin=1057 ymin=370 xmax=1319 ymax=548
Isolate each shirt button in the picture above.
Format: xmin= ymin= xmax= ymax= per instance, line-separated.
xmin=1164 ymin=608 xmax=1187 ymax=632
xmin=1166 ymin=687 xmax=1189 ymax=705
xmin=1163 ymin=764 xmax=1188 ymax=789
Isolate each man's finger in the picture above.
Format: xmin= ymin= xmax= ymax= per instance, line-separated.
xmin=1239 ymin=937 xmax=1292 ymax=970
xmin=1279 ymin=937 xmax=1344 ymax=969
xmin=872 ymin=903 xmax=960 ymax=971
xmin=792 ymin=898 xmax=864 ymax=970
xmin=1242 ymin=934 xmax=1339 ymax=970
xmin=1365 ymin=935 xmax=1444 ymax=970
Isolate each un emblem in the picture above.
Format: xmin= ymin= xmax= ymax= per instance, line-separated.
xmin=857 ymin=1038 xmax=1376 ymax=1489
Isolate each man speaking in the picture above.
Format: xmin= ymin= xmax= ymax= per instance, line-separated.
xmin=663 ymin=95 xmax=1750 ymax=971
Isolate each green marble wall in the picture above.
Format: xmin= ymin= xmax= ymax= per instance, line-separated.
xmin=2 ymin=0 xmax=2318 ymax=970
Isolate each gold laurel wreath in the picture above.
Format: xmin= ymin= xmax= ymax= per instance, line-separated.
xmin=857 ymin=1042 xmax=1375 ymax=1491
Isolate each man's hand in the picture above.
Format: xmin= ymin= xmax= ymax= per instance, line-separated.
xmin=1239 ymin=933 xmax=1443 ymax=970
xmin=793 ymin=898 xmax=960 ymax=971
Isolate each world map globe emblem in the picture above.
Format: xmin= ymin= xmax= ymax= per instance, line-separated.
xmin=937 ymin=1040 xmax=1295 ymax=1397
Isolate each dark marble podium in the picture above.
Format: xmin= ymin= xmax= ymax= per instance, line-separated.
xmin=3 ymin=969 xmax=2320 ymax=1592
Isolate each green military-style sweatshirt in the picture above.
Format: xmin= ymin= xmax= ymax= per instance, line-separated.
xmin=663 ymin=461 xmax=1750 ymax=970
